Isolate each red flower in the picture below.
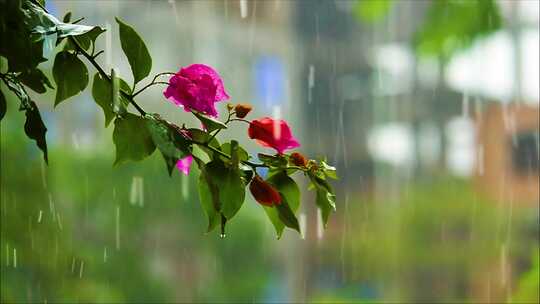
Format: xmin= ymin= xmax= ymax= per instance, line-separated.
xmin=248 ymin=117 xmax=300 ymax=154
xmin=249 ymin=175 xmax=281 ymax=206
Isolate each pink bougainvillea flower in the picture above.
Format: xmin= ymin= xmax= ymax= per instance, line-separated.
xmin=176 ymin=155 xmax=193 ymax=175
xmin=248 ymin=117 xmax=300 ymax=154
xmin=163 ymin=64 xmax=229 ymax=117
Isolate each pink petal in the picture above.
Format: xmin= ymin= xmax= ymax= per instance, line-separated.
xmin=181 ymin=64 xmax=229 ymax=102
xmin=176 ymin=155 xmax=193 ymax=175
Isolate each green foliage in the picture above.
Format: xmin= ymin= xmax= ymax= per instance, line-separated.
xmin=264 ymin=171 xmax=301 ymax=238
xmin=62 ymin=26 xmax=106 ymax=51
xmin=63 ymin=24 xmax=105 ymax=51
xmin=414 ymin=0 xmax=502 ymax=59
xmin=511 ymin=249 xmax=540 ymax=303
xmin=0 ymin=90 xmax=6 ymax=121
xmin=160 ymin=151 xmax=178 ymax=176
xmin=351 ymin=0 xmax=503 ymax=60
xmin=204 ymin=159 xmax=246 ymax=221
xmin=320 ymin=159 xmax=338 ymax=179
xmin=57 ymin=23 xmax=101 ymax=38
xmin=113 ymin=113 xmax=156 ymax=165
xmin=17 ymin=68 xmax=53 ymax=94
xmin=53 ymin=51 xmax=89 ymax=106
xmin=62 ymin=11 xmax=71 ymax=23
xmin=23 ymin=101 xmax=48 ymax=163
xmin=198 ymin=160 xmax=223 ymax=232
xmin=0 ymin=0 xmax=338 ymax=238
xmin=1 ymin=74 xmax=32 ymax=110
xmin=220 ymin=141 xmax=249 ymax=164
xmin=0 ymin=137 xmax=270 ymax=302
xmin=308 ymin=172 xmax=336 ymax=227
xmin=353 ymin=0 xmax=393 ymax=23
xmin=92 ymin=73 xmax=131 ymax=126
xmin=24 ymin=1 xmax=59 ymax=35
xmin=258 ymin=153 xmax=288 ymax=167
xmin=189 ymin=128 xmax=220 ymax=160
xmin=0 ymin=0 xmax=47 ymax=72
xmin=192 ymin=110 xmax=228 ymax=132
xmin=146 ymin=114 xmax=191 ymax=159
xmin=116 ymin=17 xmax=152 ymax=86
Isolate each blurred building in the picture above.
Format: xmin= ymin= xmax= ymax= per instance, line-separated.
xmin=475 ymin=103 xmax=539 ymax=207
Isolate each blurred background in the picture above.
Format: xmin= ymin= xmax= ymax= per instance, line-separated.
xmin=1 ymin=0 xmax=539 ymax=303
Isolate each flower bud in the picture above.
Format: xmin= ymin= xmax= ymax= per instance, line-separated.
xmin=249 ymin=175 xmax=281 ymax=206
xmin=290 ymin=152 xmax=308 ymax=167
xmin=234 ymin=103 xmax=252 ymax=118
xmin=226 ymin=103 xmax=234 ymax=111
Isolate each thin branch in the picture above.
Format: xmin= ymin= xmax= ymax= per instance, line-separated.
xmin=206 ymin=111 xmax=233 ymax=144
xmin=72 ymin=17 xmax=85 ymax=24
xmin=32 ymin=1 xmax=303 ymax=175
xmin=230 ymin=118 xmax=251 ymax=124
xmin=92 ymin=50 xmax=104 ymax=59
xmin=90 ymin=38 xmax=96 ymax=57
xmin=131 ymin=81 xmax=169 ymax=98
xmin=152 ymin=72 xmax=176 ymax=81
xmin=68 ymin=36 xmax=146 ymax=116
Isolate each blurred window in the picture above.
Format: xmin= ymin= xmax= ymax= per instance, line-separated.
xmin=511 ymin=131 xmax=540 ymax=175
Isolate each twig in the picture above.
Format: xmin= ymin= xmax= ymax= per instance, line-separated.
xmin=131 ymin=81 xmax=169 ymax=98
xmin=68 ymin=36 xmax=146 ymax=116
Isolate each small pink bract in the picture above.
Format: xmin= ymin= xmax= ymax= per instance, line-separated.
xmin=176 ymin=155 xmax=193 ymax=175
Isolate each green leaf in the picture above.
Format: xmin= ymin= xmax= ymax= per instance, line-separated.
xmin=264 ymin=171 xmax=301 ymax=238
xmin=353 ymin=0 xmax=393 ymax=23
xmin=91 ymin=73 xmax=131 ymax=127
xmin=63 ymin=26 xmax=106 ymax=51
xmin=321 ymin=160 xmax=338 ymax=179
xmin=112 ymin=113 xmax=156 ymax=165
xmin=24 ymin=101 xmax=48 ymax=164
xmin=0 ymin=0 xmax=47 ymax=72
xmin=275 ymin=197 xmax=300 ymax=232
xmin=204 ymin=160 xmax=245 ymax=220
xmin=197 ymin=162 xmax=221 ymax=232
xmin=0 ymin=29 xmax=46 ymax=72
xmin=145 ymin=114 xmax=191 ymax=159
xmin=53 ymin=51 xmax=89 ymax=106
xmin=17 ymin=68 xmax=53 ymax=94
xmin=0 ymin=90 xmax=6 ymax=122
xmin=24 ymin=2 xmax=59 ymax=36
xmin=414 ymin=0 xmax=501 ymax=59
xmin=1 ymin=75 xmax=31 ymax=110
xmin=308 ymin=173 xmax=336 ymax=227
xmin=220 ymin=141 xmax=249 ymax=164
xmin=192 ymin=111 xmax=227 ymax=133
xmin=188 ymin=128 xmax=220 ymax=148
xmin=240 ymin=165 xmax=254 ymax=182
xmin=63 ymin=12 xmax=72 ymax=23
xmin=316 ymin=188 xmax=335 ymax=227
xmin=187 ymin=128 xmax=221 ymax=160
xmin=115 ymin=17 xmax=152 ymax=85
xmin=57 ymin=23 xmax=100 ymax=38
xmin=160 ymin=152 xmax=178 ymax=177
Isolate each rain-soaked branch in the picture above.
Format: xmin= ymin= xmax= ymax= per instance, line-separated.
xmin=67 ymin=34 xmax=305 ymax=174
xmin=68 ymin=36 xmax=146 ymax=116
